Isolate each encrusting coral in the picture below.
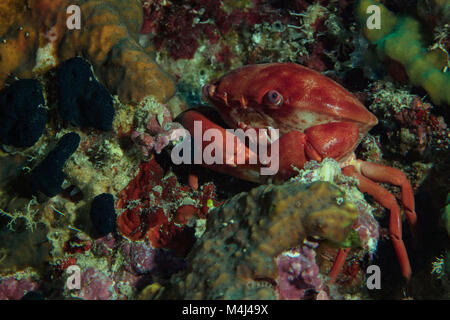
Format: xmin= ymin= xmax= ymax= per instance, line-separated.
xmin=160 ymin=181 xmax=358 ymax=299
xmin=0 ymin=0 xmax=174 ymax=104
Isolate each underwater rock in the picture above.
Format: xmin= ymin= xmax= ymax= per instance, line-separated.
xmin=0 ymin=79 xmax=47 ymax=148
xmin=57 ymin=57 xmax=115 ymax=131
xmin=90 ymin=193 xmax=116 ymax=237
xmin=30 ymin=132 xmax=80 ymax=197
xmin=160 ymin=181 xmax=358 ymax=299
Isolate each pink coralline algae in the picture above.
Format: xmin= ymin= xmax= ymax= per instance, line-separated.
xmin=276 ymin=242 xmax=327 ymax=300
xmin=121 ymin=240 xmax=157 ymax=275
xmin=131 ymin=103 xmax=186 ymax=157
xmin=69 ymin=267 xmax=143 ymax=300
xmin=353 ymin=199 xmax=379 ymax=254
xmin=73 ymin=267 xmax=115 ymax=300
xmin=0 ymin=275 xmax=39 ymax=300
xmin=94 ymin=233 xmax=116 ymax=256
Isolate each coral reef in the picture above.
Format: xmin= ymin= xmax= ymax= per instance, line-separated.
xmin=0 ymin=0 xmax=448 ymax=301
xmin=0 ymin=0 xmax=174 ymax=104
xmin=141 ymin=0 xmax=270 ymax=61
xmin=160 ymin=181 xmax=358 ymax=299
xmin=0 ymin=224 xmax=50 ymax=273
xmin=54 ymin=230 xmax=185 ymax=299
xmin=69 ymin=267 xmax=115 ymax=300
xmin=148 ymin=0 xmax=352 ymax=111
xmin=121 ymin=240 xmax=156 ymax=275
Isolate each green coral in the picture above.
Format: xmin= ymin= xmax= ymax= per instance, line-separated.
xmin=356 ymin=0 xmax=450 ymax=105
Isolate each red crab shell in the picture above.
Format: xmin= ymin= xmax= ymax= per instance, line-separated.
xmin=204 ymin=63 xmax=378 ymax=141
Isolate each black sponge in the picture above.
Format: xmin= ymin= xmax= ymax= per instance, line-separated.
xmin=57 ymin=57 xmax=115 ymax=131
xmin=90 ymin=193 xmax=116 ymax=237
xmin=30 ymin=132 xmax=80 ymax=197
xmin=0 ymin=79 xmax=47 ymax=148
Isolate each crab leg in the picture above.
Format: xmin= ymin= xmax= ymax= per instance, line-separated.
xmin=356 ymin=161 xmax=417 ymax=236
xmin=341 ymin=165 xmax=412 ymax=280
xmin=328 ymin=248 xmax=351 ymax=283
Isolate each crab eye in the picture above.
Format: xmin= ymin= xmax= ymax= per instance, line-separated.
xmin=264 ymin=90 xmax=283 ymax=107
xmin=202 ymin=84 xmax=216 ymax=98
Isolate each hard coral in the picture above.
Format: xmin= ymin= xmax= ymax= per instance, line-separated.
xmin=0 ymin=0 xmax=174 ymax=104
xmin=160 ymin=181 xmax=358 ymax=299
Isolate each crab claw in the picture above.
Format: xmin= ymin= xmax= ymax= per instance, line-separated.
xmin=304 ymin=122 xmax=360 ymax=162
xmin=175 ymin=109 xmax=263 ymax=182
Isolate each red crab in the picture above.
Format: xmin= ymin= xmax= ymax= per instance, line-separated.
xmin=176 ymin=63 xmax=417 ymax=281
